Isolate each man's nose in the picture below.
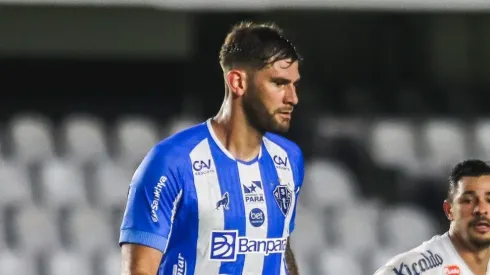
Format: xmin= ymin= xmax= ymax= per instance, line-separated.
xmin=474 ymin=200 xmax=489 ymax=216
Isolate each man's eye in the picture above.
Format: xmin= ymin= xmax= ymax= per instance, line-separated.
xmin=461 ymin=198 xmax=472 ymax=203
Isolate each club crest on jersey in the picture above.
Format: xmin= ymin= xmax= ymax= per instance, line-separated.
xmin=273 ymin=185 xmax=292 ymax=216
xmin=242 ymin=181 xmax=265 ymax=204
xmin=216 ymin=192 xmax=230 ymax=210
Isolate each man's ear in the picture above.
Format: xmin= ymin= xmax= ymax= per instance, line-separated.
xmin=443 ymin=199 xmax=454 ymax=221
xmin=225 ymin=69 xmax=248 ymax=97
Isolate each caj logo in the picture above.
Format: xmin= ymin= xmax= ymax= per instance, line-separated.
xmin=192 ymin=159 xmax=215 ymax=175
xmin=273 ymin=155 xmax=288 ymax=166
xmin=273 ymin=155 xmax=290 ymax=171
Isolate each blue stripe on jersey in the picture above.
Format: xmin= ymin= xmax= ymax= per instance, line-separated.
xmin=160 ymin=154 xmax=200 ymax=275
xmin=168 ymin=155 xmax=199 ymax=275
xmin=259 ymin=146 xmax=286 ymax=275
xmin=207 ymin=136 xmax=248 ymax=275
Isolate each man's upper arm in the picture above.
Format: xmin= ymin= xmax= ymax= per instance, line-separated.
xmin=289 ymin=148 xmax=304 ymax=234
xmin=121 ymin=243 xmax=163 ymax=275
xmin=119 ymin=143 xmax=184 ymax=264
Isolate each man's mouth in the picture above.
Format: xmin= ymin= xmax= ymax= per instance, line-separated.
xmin=473 ymin=220 xmax=490 ymax=233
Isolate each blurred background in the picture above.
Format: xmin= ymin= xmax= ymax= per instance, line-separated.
xmin=1 ymin=0 xmax=490 ymax=274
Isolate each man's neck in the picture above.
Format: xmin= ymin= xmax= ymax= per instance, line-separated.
xmin=212 ymin=110 xmax=263 ymax=162
xmin=449 ymin=230 xmax=490 ymax=274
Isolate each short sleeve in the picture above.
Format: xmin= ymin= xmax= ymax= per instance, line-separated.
xmin=119 ymin=144 xmax=183 ymax=253
xmin=289 ymin=149 xmax=304 ymax=234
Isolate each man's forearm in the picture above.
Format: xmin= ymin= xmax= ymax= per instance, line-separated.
xmin=285 ymin=240 xmax=299 ymax=275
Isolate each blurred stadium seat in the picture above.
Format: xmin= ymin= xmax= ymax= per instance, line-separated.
xmin=38 ymin=159 xmax=88 ymax=211
xmin=65 ymin=207 xmax=114 ymax=255
xmin=47 ymin=250 xmax=92 ymax=275
xmin=379 ymin=204 xmax=437 ymax=252
xmin=60 ymin=114 xmax=108 ymax=164
xmin=420 ymin=119 xmax=469 ymax=178
xmin=0 ymin=250 xmax=37 ymax=275
xmin=91 ymin=160 xmax=133 ymax=210
xmin=14 ymin=205 xmax=60 ymax=254
xmin=369 ymin=119 xmax=420 ymax=174
xmin=304 ymin=159 xmax=360 ymax=209
xmin=318 ymin=248 xmax=363 ymax=275
xmin=0 ymin=161 xmax=32 ymax=208
xmin=102 ymin=250 xmax=121 ymax=275
xmin=7 ymin=113 xmax=55 ymax=165
xmin=473 ymin=119 xmax=490 ymax=160
xmin=113 ymin=115 xmax=160 ymax=168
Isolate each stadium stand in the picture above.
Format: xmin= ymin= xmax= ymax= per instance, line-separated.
xmin=0 ymin=111 xmax=466 ymax=275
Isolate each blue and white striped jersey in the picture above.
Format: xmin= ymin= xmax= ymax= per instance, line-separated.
xmin=119 ymin=119 xmax=304 ymax=275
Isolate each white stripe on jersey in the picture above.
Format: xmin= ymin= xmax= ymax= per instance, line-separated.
xmin=237 ymin=161 xmax=268 ymax=275
xmin=263 ymin=137 xmax=297 ymax=275
xmin=190 ymin=138 xmax=223 ymax=274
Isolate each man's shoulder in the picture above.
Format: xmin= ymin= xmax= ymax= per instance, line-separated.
xmin=263 ymin=132 xmax=303 ymax=160
xmin=374 ymin=235 xmax=447 ymax=275
xmin=151 ymin=121 xmax=209 ymax=162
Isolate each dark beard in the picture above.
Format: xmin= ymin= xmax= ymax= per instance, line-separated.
xmin=469 ymin=236 xmax=490 ymax=249
xmin=242 ymin=82 xmax=289 ymax=134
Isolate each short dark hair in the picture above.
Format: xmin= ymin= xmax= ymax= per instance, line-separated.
xmin=219 ymin=21 xmax=302 ymax=71
xmin=448 ymin=159 xmax=490 ymax=202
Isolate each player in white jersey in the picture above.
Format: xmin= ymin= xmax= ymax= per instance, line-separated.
xmin=120 ymin=21 xmax=303 ymax=275
xmin=374 ymin=160 xmax=490 ymax=275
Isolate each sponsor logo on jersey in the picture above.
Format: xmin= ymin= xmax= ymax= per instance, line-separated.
xmin=444 ymin=265 xmax=460 ymax=275
xmin=391 ymin=250 xmax=443 ymax=275
xmin=209 ymin=230 xmax=287 ymax=261
xmin=172 ymin=253 xmax=187 ymax=275
xmin=249 ymin=208 xmax=265 ymax=227
xmin=273 ymin=155 xmax=290 ymax=171
xmin=242 ymin=181 xmax=265 ymax=204
xmin=215 ymin=192 xmax=230 ymax=211
xmin=273 ymin=185 xmax=292 ymax=216
xmin=192 ymin=159 xmax=215 ymax=175
xmin=151 ymin=176 xmax=167 ymax=222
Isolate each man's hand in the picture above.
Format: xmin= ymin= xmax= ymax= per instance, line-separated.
xmin=285 ymin=238 xmax=299 ymax=275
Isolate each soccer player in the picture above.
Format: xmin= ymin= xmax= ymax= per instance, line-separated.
xmin=119 ymin=21 xmax=304 ymax=275
xmin=373 ymin=159 xmax=490 ymax=275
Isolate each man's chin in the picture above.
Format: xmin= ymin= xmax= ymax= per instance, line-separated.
xmin=269 ymin=122 xmax=290 ymax=134
xmin=468 ymin=233 xmax=490 ymax=249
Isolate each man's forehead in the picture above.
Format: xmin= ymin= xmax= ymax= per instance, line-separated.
xmin=457 ymin=176 xmax=490 ymax=193
xmin=262 ymin=59 xmax=299 ymax=78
